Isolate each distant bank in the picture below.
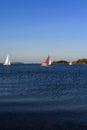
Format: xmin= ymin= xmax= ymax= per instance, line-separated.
xmin=0 ymin=58 xmax=87 ymax=65
xmin=53 ymin=58 xmax=87 ymax=64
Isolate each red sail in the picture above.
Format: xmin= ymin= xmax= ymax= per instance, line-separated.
xmin=44 ymin=56 xmax=50 ymax=65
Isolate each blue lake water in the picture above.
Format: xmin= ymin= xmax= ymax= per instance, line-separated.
xmin=0 ymin=64 xmax=87 ymax=129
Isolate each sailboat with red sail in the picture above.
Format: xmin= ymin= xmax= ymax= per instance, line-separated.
xmin=41 ymin=56 xmax=51 ymax=66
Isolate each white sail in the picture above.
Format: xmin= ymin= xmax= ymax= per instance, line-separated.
xmin=4 ymin=55 xmax=11 ymax=66
xmin=69 ymin=62 xmax=72 ymax=65
xmin=48 ymin=58 xmax=51 ymax=65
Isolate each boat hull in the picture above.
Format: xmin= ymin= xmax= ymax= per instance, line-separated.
xmin=41 ymin=63 xmax=48 ymax=66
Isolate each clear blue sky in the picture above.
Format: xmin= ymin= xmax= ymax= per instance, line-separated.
xmin=0 ymin=0 xmax=87 ymax=63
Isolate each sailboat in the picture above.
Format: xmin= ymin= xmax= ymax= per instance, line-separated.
xmin=69 ymin=62 xmax=72 ymax=65
xmin=41 ymin=56 xmax=51 ymax=66
xmin=4 ymin=55 xmax=11 ymax=66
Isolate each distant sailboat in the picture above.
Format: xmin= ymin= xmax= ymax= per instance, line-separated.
xmin=69 ymin=62 xmax=72 ymax=65
xmin=4 ymin=55 xmax=11 ymax=66
xmin=41 ymin=56 xmax=51 ymax=66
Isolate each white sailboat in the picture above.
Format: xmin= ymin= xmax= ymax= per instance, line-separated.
xmin=4 ymin=55 xmax=11 ymax=66
xmin=41 ymin=56 xmax=51 ymax=66
xmin=69 ymin=62 xmax=72 ymax=65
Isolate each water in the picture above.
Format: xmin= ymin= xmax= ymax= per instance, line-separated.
xmin=0 ymin=64 xmax=87 ymax=129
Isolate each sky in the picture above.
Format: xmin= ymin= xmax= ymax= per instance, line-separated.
xmin=0 ymin=0 xmax=87 ymax=63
